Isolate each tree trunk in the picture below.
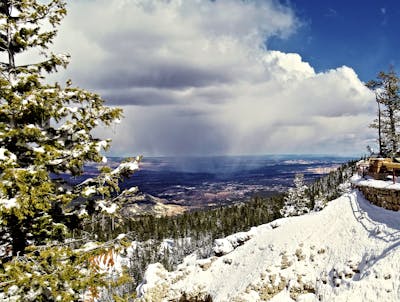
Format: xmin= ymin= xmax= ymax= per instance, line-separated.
xmin=377 ymin=98 xmax=383 ymax=156
xmin=388 ymin=106 xmax=397 ymax=156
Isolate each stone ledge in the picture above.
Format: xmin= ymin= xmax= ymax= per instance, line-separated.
xmin=355 ymin=184 xmax=400 ymax=211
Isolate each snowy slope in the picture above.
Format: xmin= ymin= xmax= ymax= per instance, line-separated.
xmin=137 ymin=190 xmax=400 ymax=301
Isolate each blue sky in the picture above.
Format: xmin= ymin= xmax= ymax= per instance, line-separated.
xmin=270 ymin=0 xmax=399 ymax=81
xmin=53 ymin=0 xmax=379 ymax=156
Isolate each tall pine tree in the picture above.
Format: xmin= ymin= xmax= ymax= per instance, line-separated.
xmin=0 ymin=1 xmax=140 ymax=300
xmin=367 ymin=67 xmax=400 ymax=157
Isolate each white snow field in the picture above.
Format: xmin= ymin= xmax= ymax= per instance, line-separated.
xmin=137 ymin=190 xmax=400 ymax=301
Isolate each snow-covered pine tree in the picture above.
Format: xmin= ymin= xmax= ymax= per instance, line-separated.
xmin=312 ymin=194 xmax=327 ymax=212
xmin=280 ymin=173 xmax=310 ymax=217
xmin=0 ymin=1 xmax=139 ymax=300
xmin=367 ymin=67 xmax=400 ymax=157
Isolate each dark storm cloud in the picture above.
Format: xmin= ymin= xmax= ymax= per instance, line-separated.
xmin=195 ymin=89 xmax=234 ymax=104
xmin=102 ymin=88 xmax=179 ymax=106
xmin=102 ymin=92 xmax=175 ymax=106
xmin=53 ymin=0 xmax=375 ymax=156
xmin=105 ymin=106 xmax=231 ymax=156
xmin=90 ymin=62 xmax=234 ymax=90
xmin=102 ymin=85 xmax=234 ymax=106
xmin=174 ymin=108 xmax=208 ymax=118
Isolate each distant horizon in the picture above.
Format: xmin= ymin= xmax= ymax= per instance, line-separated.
xmin=105 ymin=153 xmax=361 ymax=159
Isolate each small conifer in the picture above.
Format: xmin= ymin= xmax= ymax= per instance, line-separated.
xmin=280 ymin=173 xmax=310 ymax=217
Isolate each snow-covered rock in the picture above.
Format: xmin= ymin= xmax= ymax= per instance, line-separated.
xmin=137 ymin=190 xmax=400 ymax=301
xmin=136 ymin=263 xmax=170 ymax=298
xmin=213 ymin=231 xmax=253 ymax=255
xmin=213 ymin=238 xmax=234 ymax=256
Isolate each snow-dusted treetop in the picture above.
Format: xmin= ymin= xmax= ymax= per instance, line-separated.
xmin=0 ymin=1 xmax=140 ymax=300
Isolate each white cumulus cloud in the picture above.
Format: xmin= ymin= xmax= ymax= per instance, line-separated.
xmin=51 ymin=0 xmax=375 ymax=156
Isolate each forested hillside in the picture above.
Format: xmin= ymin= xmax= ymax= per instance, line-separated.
xmin=75 ymin=160 xmax=357 ymax=289
xmin=137 ymin=190 xmax=400 ymax=302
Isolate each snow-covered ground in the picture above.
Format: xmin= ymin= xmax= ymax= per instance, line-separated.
xmin=137 ymin=190 xmax=400 ymax=301
xmin=352 ymin=175 xmax=400 ymax=190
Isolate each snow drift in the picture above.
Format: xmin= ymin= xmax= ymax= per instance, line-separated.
xmin=136 ymin=190 xmax=400 ymax=301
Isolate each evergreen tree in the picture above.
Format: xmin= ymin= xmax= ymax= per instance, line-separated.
xmin=312 ymin=194 xmax=327 ymax=212
xmin=280 ymin=173 xmax=310 ymax=217
xmin=0 ymin=1 xmax=140 ymax=300
xmin=367 ymin=67 xmax=400 ymax=157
